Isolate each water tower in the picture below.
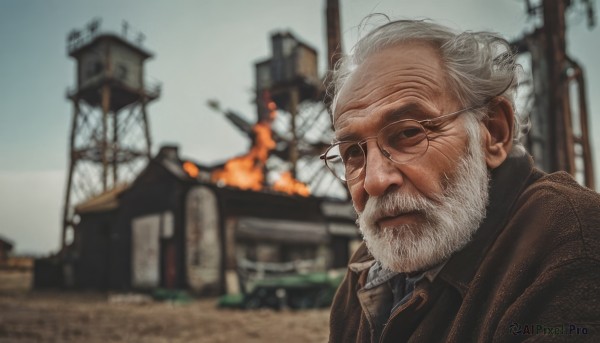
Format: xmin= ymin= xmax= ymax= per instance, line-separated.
xmin=255 ymin=31 xmax=322 ymax=177
xmin=61 ymin=19 xmax=161 ymax=249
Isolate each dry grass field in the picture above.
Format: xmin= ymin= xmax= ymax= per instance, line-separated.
xmin=0 ymin=270 xmax=330 ymax=343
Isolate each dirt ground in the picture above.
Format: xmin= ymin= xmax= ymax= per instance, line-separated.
xmin=0 ymin=270 xmax=330 ymax=343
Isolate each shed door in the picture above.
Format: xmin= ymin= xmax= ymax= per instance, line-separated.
xmin=185 ymin=186 xmax=221 ymax=293
xmin=132 ymin=215 xmax=160 ymax=288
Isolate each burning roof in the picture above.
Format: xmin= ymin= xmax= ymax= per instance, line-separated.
xmin=211 ymin=92 xmax=311 ymax=197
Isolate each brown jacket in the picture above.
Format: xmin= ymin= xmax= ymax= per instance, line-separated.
xmin=329 ymin=156 xmax=600 ymax=342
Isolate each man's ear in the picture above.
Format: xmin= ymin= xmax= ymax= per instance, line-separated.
xmin=481 ymin=97 xmax=514 ymax=169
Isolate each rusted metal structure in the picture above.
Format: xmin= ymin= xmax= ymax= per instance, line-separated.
xmin=517 ymin=0 xmax=595 ymax=189
xmin=61 ymin=20 xmax=161 ymax=250
xmin=326 ymin=0 xmax=343 ymax=70
xmin=324 ymin=0 xmax=343 ymax=110
xmin=236 ymin=0 xmax=346 ymax=197
xmin=255 ymin=32 xmax=323 ymax=178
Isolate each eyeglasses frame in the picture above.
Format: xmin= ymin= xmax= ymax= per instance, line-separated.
xmin=320 ymin=103 xmax=486 ymax=182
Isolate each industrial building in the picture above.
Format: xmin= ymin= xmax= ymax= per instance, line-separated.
xmin=37 ymin=145 xmax=358 ymax=294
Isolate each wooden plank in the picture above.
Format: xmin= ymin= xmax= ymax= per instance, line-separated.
xmin=131 ymin=214 xmax=160 ymax=288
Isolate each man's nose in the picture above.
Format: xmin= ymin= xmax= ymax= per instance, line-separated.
xmin=362 ymin=142 xmax=404 ymax=197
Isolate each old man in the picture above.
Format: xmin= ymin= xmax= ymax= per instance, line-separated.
xmin=322 ymin=19 xmax=600 ymax=342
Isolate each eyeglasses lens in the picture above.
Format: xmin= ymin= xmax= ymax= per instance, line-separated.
xmin=380 ymin=121 xmax=429 ymax=163
xmin=325 ymin=121 xmax=429 ymax=181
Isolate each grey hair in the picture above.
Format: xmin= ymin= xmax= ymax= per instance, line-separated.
xmin=329 ymin=18 xmax=527 ymax=156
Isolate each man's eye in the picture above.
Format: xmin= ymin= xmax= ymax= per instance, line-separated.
xmin=391 ymin=127 xmax=423 ymax=140
xmin=341 ymin=144 xmax=363 ymax=161
xmin=397 ymin=128 xmax=421 ymax=138
xmin=387 ymin=126 xmax=426 ymax=148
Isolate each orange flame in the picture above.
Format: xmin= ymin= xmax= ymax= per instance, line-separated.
xmin=273 ymin=171 xmax=310 ymax=197
xmin=183 ymin=161 xmax=199 ymax=178
xmin=211 ymin=121 xmax=275 ymax=191
xmin=211 ymin=91 xmax=310 ymax=197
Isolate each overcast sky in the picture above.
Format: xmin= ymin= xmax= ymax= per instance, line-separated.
xmin=0 ymin=0 xmax=598 ymax=255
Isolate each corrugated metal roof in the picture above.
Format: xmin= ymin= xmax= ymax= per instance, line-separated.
xmin=236 ymin=217 xmax=329 ymax=244
xmin=74 ymin=183 xmax=130 ymax=214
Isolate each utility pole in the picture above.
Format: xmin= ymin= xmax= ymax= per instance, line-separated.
xmin=520 ymin=0 xmax=595 ymax=189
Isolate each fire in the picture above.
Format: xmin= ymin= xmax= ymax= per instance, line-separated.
xmin=211 ymin=121 xmax=275 ymax=191
xmin=183 ymin=161 xmax=199 ymax=178
xmin=211 ymin=91 xmax=310 ymax=197
xmin=273 ymin=171 xmax=310 ymax=197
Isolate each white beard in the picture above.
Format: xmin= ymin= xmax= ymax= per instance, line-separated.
xmin=356 ymin=134 xmax=490 ymax=273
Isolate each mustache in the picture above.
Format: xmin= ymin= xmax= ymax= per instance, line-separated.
xmin=357 ymin=191 xmax=437 ymax=227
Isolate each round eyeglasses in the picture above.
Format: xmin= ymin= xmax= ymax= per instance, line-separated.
xmin=320 ymin=105 xmax=483 ymax=182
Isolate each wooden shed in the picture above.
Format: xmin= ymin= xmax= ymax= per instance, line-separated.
xmin=61 ymin=145 xmax=358 ymax=295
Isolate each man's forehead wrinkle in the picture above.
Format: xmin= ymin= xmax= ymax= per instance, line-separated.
xmin=333 ymin=100 xmax=428 ymax=142
xmin=338 ymin=66 xmax=445 ymax=111
xmin=385 ymin=63 xmax=445 ymax=96
xmin=336 ymin=73 xmax=443 ymax=114
xmin=360 ymin=63 xmax=443 ymax=91
xmin=333 ymin=111 xmax=364 ymax=139
xmin=334 ymin=125 xmax=361 ymax=142
xmin=335 ymin=84 xmax=443 ymax=126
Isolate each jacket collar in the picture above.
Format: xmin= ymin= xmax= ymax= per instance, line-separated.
xmin=438 ymin=155 xmax=540 ymax=296
xmin=347 ymin=155 xmax=540 ymax=296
